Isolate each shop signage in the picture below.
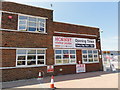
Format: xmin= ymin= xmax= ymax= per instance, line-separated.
xmin=76 ymin=64 xmax=86 ymax=73
xmin=53 ymin=36 xmax=96 ymax=48
xmin=47 ymin=65 xmax=54 ymax=73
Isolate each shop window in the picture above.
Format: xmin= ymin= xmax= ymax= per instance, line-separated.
xmin=18 ymin=15 xmax=46 ymax=33
xmin=16 ymin=49 xmax=46 ymax=66
xmin=55 ymin=49 xmax=76 ymax=64
xmin=82 ymin=50 xmax=99 ymax=63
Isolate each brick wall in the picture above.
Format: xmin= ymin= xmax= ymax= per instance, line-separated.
xmin=2 ymin=2 xmax=53 ymax=21
xmin=2 ymin=49 xmax=16 ymax=67
xmin=2 ymin=66 xmax=47 ymax=82
xmin=1 ymin=13 xmax=18 ymax=30
xmin=1 ymin=2 xmax=103 ymax=82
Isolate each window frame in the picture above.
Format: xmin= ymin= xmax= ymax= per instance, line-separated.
xmin=16 ymin=49 xmax=46 ymax=67
xmin=18 ymin=14 xmax=46 ymax=33
xmin=54 ymin=49 xmax=77 ymax=65
xmin=82 ymin=49 xmax=99 ymax=64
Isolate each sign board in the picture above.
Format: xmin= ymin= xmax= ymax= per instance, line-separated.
xmin=47 ymin=65 xmax=54 ymax=73
xmin=110 ymin=63 xmax=116 ymax=71
xmin=76 ymin=64 xmax=86 ymax=73
xmin=53 ymin=36 xmax=96 ymax=49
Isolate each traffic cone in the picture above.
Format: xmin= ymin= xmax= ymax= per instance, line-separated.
xmin=38 ymin=71 xmax=43 ymax=80
xmin=50 ymin=75 xmax=55 ymax=88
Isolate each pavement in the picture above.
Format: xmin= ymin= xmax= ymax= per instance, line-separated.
xmin=1 ymin=71 xmax=119 ymax=89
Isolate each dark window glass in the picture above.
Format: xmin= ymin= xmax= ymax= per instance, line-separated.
xmin=27 ymin=55 xmax=36 ymax=60
xmin=83 ymin=55 xmax=87 ymax=58
xmin=17 ymin=61 xmax=25 ymax=65
xmin=56 ymin=55 xmax=62 ymax=59
xmin=94 ymin=55 xmax=98 ymax=58
xmin=40 ymin=23 xmax=44 ymax=27
xmin=88 ymin=50 xmax=92 ymax=54
xmin=38 ymin=56 xmax=44 ymax=59
xmin=38 ymin=60 xmax=44 ymax=64
xmin=40 ymin=27 xmax=44 ymax=31
xmin=83 ymin=59 xmax=87 ymax=62
xmin=29 ymin=22 xmax=36 ymax=27
xmin=37 ymin=50 xmax=45 ymax=54
xmin=63 ymin=60 xmax=69 ymax=63
xmin=19 ymin=26 xmax=26 ymax=30
xmin=63 ymin=50 xmax=69 ymax=54
xmin=55 ymin=50 xmax=62 ymax=54
xmin=27 ymin=61 xmax=36 ymax=65
xmin=63 ymin=55 xmax=69 ymax=59
xmin=17 ymin=50 xmax=26 ymax=54
xmin=29 ymin=17 xmax=36 ymax=22
xmin=28 ymin=50 xmax=36 ymax=54
xmin=28 ymin=27 xmax=36 ymax=31
xmin=56 ymin=60 xmax=62 ymax=64
xmin=93 ymin=50 xmax=97 ymax=53
xmin=19 ymin=16 xmax=27 ymax=19
xmin=70 ymin=50 xmax=75 ymax=54
xmin=70 ymin=55 xmax=75 ymax=59
xmin=18 ymin=56 xmax=26 ymax=60
xmin=19 ymin=21 xmax=26 ymax=24
xmin=38 ymin=18 xmax=45 ymax=22
xmin=89 ymin=59 xmax=93 ymax=62
xmin=88 ymin=54 xmax=93 ymax=58
xmin=82 ymin=50 xmax=87 ymax=54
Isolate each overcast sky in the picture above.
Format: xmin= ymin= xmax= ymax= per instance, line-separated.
xmin=3 ymin=0 xmax=118 ymax=51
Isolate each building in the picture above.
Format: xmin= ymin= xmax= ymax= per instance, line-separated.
xmin=0 ymin=1 xmax=103 ymax=82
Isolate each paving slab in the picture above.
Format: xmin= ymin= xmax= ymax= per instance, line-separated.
xmin=2 ymin=71 xmax=119 ymax=89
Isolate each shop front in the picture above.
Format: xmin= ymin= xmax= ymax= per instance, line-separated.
xmin=53 ymin=36 xmax=101 ymax=75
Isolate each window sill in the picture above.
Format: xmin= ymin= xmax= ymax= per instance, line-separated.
xmin=54 ymin=63 xmax=77 ymax=66
xmin=82 ymin=62 xmax=99 ymax=64
xmin=0 ymin=65 xmax=47 ymax=69
xmin=0 ymin=28 xmax=48 ymax=34
xmin=16 ymin=65 xmax=47 ymax=68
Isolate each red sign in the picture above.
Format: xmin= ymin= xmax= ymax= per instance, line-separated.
xmin=47 ymin=65 xmax=54 ymax=73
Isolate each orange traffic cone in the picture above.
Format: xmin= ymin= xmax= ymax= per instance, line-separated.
xmin=50 ymin=76 xmax=55 ymax=88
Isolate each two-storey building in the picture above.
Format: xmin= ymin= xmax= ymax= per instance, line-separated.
xmin=0 ymin=1 xmax=103 ymax=81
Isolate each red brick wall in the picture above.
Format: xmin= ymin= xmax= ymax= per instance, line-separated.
xmin=54 ymin=65 xmax=76 ymax=75
xmin=53 ymin=22 xmax=100 ymax=36
xmin=1 ymin=2 xmax=103 ymax=82
xmin=2 ymin=2 xmax=53 ymax=21
xmin=2 ymin=49 xmax=16 ymax=67
xmin=85 ymin=63 xmax=101 ymax=72
xmin=2 ymin=66 xmax=47 ymax=82
xmin=1 ymin=12 xmax=18 ymax=30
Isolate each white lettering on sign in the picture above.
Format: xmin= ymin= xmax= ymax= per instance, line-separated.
xmin=53 ymin=36 xmax=96 ymax=48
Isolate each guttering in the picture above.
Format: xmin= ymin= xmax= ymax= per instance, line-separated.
xmin=54 ymin=31 xmax=97 ymax=37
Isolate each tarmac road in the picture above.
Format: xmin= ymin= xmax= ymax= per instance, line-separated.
xmin=2 ymin=71 xmax=119 ymax=89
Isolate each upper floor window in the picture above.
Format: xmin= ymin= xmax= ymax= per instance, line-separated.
xmin=18 ymin=15 xmax=46 ymax=33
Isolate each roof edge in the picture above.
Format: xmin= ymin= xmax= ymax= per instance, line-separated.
xmin=53 ymin=21 xmax=99 ymax=29
xmin=2 ymin=1 xmax=53 ymax=11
